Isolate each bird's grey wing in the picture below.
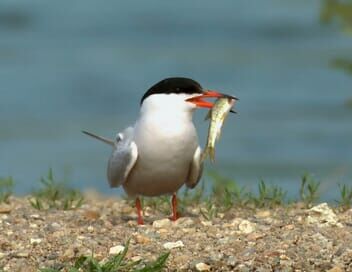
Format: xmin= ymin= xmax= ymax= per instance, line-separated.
xmin=185 ymin=146 xmax=203 ymax=189
xmin=107 ymin=128 xmax=138 ymax=188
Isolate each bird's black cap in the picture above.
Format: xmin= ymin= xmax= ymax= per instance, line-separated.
xmin=141 ymin=77 xmax=203 ymax=104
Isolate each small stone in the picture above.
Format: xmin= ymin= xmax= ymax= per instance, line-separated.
xmin=153 ymin=218 xmax=171 ymax=228
xmin=283 ymin=224 xmax=294 ymax=230
xmin=30 ymin=238 xmax=42 ymax=245
xmin=0 ymin=252 xmax=5 ymax=259
xmin=0 ymin=204 xmax=12 ymax=213
xmin=109 ymin=245 xmax=125 ymax=255
xmin=307 ymin=203 xmax=343 ymax=227
xmin=63 ymin=248 xmax=75 ymax=259
xmin=247 ymin=232 xmax=265 ymax=241
xmin=15 ymin=251 xmax=29 ymax=258
xmin=163 ymin=240 xmax=184 ymax=249
xmin=195 ymin=262 xmax=211 ymax=271
xmin=227 ymin=255 xmax=237 ymax=266
xmin=238 ymin=220 xmax=256 ymax=234
xmin=51 ymin=222 xmax=61 ymax=229
xmin=201 ymin=221 xmax=212 ymax=226
xmin=327 ymin=266 xmax=343 ymax=272
xmin=29 ymin=223 xmax=38 ymax=228
xmin=30 ymin=214 xmax=40 ymax=219
xmin=87 ymin=225 xmax=94 ymax=232
xmin=84 ymin=210 xmax=100 ymax=220
xmin=173 ymin=255 xmax=189 ymax=266
xmin=217 ymin=213 xmax=225 ymax=219
xmin=255 ymin=210 xmax=271 ymax=218
xmin=209 ymin=252 xmax=223 ymax=262
xmin=175 ymin=217 xmax=194 ymax=227
xmin=131 ymin=256 xmax=143 ymax=262
xmin=134 ymin=234 xmax=151 ymax=244
xmin=227 ymin=218 xmax=242 ymax=227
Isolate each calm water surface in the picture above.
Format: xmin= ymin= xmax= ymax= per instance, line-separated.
xmin=0 ymin=1 xmax=351 ymax=200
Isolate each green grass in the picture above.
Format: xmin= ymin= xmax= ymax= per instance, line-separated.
xmin=2 ymin=168 xmax=350 ymax=213
xmin=0 ymin=176 xmax=13 ymax=203
xmin=248 ymin=180 xmax=287 ymax=208
xmin=40 ymin=239 xmax=170 ymax=272
xmin=336 ymin=183 xmax=352 ymax=210
xmin=299 ymin=173 xmax=320 ymax=207
xmin=29 ymin=168 xmax=84 ymax=210
xmin=136 ymin=171 xmax=326 ymax=219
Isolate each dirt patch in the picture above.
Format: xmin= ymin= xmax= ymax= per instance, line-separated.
xmin=0 ymin=195 xmax=352 ymax=271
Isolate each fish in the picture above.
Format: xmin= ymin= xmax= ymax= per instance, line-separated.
xmin=201 ymin=96 xmax=237 ymax=162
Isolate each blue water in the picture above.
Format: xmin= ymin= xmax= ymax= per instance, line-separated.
xmin=0 ymin=0 xmax=351 ymax=200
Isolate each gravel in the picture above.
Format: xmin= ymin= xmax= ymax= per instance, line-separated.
xmin=0 ymin=194 xmax=352 ymax=271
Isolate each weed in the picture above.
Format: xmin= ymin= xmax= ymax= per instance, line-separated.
xmin=40 ymin=239 xmax=170 ymax=272
xmin=208 ymin=171 xmax=249 ymax=209
xmin=249 ymin=180 xmax=287 ymax=208
xmin=200 ymin=197 xmax=218 ymax=220
xmin=0 ymin=176 xmax=13 ymax=203
xmin=299 ymin=173 xmax=320 ymax=207
xmin=29 ymin=168 xmax=84 ymax=210
xmin=336 ymin=183 xmax=352 ymax=210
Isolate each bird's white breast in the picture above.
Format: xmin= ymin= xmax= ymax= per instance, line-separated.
xmin=123 ymin=94 xmax=199 ymax=197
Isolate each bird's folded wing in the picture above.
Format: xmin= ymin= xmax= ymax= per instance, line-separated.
xmin=185 ymin=146 xmax=203 ymax=189
xmin=107 ymin=129 xmax=138 ymax=188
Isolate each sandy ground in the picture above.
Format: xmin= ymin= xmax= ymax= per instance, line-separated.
xmin=0 ymin=194 xmax=352 ymax=271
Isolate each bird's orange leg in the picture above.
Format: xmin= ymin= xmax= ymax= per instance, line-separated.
xmin=135 ymin=197 xmax=144 ymax=225
xmin=170 ymin=193 xmax=180 ymax=221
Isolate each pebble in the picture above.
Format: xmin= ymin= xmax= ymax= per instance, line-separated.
xmin=163 ymin=240 xmax=184 ymax=249
xmin=153 ymin=218 xmax=171 ymax=228
xmin=227 ymin=255 xmax=237 ymax=266
xmin=327 ymin=266 xmax=343 ymax=272
xmin=175 ymin=217 xmax=194 ymax=227
xmin=307 ymin=203 xmax=343 ymax=227
xmin=0 ymin=252 xmax=5 ymax=259
xmin=0 ymin=204 xmax=12 ymax=213
xmin=63 ymin=248 xmax=75 ymax=259
xmin=109 ymin=245 xmax=125 ymax=255
xmin=30 ymin=238 xmax=42 ymax=245
xmin=83 ymin=210 xmax=100 ymax=220
xmin=134 ymin=234 xmax=151 ymax=244
xmin=14 ymin=251 xmax=29 ymax=258
xmin=29 ymin=223 xmax=38 ymax=228
xmin=201 ymin=221 xmax=213 ymax=226
xmin=238 ymin=220 xmax=256 ymax=234
xmin=195 ymin=262 xmax=211 ymax=271
xmin=51 ymin=222 xmax=61 ymax=229
xmin=87 ymin=225 xmax=94 ymax=232
xmin=131 ymin=256 xmax=143 ymax=262
xmin=255 ymin=210 xmax=271 ymax=218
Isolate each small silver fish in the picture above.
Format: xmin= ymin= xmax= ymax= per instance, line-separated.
xmin=201 ymin=97 xmax=236 ymax=162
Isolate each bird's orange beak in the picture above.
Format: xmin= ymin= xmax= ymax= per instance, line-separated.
xmin=185 ymin=90 xmax=238 ymax=108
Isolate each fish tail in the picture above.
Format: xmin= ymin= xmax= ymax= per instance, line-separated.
xmin=201 ymin=146 xmax=215 ymax=163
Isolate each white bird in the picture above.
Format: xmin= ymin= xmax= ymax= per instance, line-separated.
xmin=83 ymin=77 xmax=235 ymax=224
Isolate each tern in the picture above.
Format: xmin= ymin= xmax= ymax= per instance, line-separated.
xmin=83 ymin=77 xmax=236 ymax=224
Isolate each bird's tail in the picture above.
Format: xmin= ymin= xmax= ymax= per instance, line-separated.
xmin=82 ymin=130 xmax=114 ymax=146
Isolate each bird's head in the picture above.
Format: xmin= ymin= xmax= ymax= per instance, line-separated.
xmin=140 ymin=77 xmax=237 ymax=114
